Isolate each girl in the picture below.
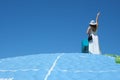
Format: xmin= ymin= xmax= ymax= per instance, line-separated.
xmin=87 ymin=12 xmax=101 ymax=54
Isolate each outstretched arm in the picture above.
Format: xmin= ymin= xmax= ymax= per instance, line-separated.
xmin=96 ymin=12 xmax=100 ymax=27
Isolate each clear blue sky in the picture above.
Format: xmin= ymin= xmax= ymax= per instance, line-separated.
xmin=0 ymin=0 xmax=120 ymax=58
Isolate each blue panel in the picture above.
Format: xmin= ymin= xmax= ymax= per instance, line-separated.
xmin=82 ymin=40 xmax=89 ymax=53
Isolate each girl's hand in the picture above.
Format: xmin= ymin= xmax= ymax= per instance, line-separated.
xmin=97 ymin=12 xmax=100 ymax=16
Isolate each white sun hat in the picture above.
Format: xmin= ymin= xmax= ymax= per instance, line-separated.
xmin=89 ymin=20 xmax=97 ymax=25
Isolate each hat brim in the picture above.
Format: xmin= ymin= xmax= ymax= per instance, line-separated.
xmin=89 ymin=23 xmax=97 ymax=25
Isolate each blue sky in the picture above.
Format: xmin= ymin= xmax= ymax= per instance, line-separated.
xmin=0 ymin=0 xmax=120 ymax=58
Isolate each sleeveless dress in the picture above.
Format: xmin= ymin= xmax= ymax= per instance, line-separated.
xmin=89 ymin=30 xmax=101 ymax=54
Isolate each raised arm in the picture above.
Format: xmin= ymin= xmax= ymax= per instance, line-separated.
xmin=96 ymin=12 xmax=100 ymax=26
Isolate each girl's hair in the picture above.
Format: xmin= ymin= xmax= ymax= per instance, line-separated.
xmin=90 ymin=25 xmax=97 ymax=32
xmin=90 ymin=25 xmax=97 ymax=27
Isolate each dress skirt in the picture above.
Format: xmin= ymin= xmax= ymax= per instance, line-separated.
xmin=89 ymin=33 xmax=101 ymax=54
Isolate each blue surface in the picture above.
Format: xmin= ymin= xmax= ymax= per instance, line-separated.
xmin=0 ymin=53 xmax=120 ymax=80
